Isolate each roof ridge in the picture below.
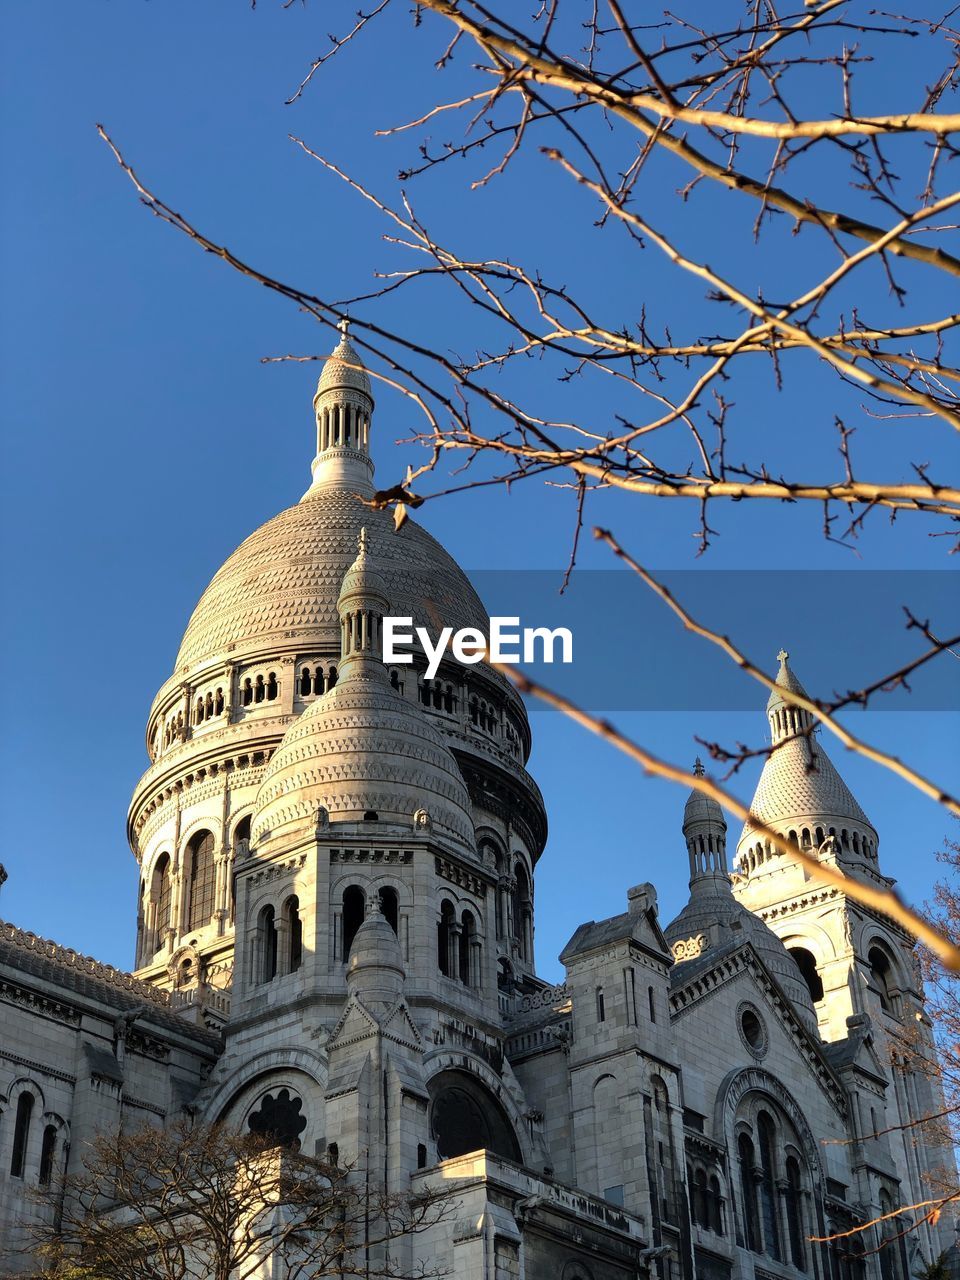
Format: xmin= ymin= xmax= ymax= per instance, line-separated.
xmin=0 ymin=919 xmax=171 ymax=1007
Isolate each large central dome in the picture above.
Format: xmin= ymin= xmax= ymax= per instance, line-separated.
xmin=129 ymin=327 xmax=546 ymax=995
xmin=174 ymin=491 xmax=490 ymax=676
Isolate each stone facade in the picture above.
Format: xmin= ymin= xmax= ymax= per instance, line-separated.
xmin=0 ymin=331 xmax=954 ymax=1279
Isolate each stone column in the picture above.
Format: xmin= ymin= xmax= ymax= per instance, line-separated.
xmin=447 ymin=921 xmax=462 ymax=981
xmin=179 ymin=683 xmax=192 ymax=742
xmin=224 ymin=661 xmax=236 ymax=722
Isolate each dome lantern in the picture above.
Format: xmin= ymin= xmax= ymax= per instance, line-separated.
xmin=766 ymin=648 xmax=816 ymax=746
xmin=336 ymin=527 xmax=390 ymax=682
xmin=682 ymin=757 xmax=730 ymax=897
xmin=306 ymin=318 xmax=376 ymax=496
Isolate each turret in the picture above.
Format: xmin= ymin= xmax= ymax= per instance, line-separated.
xmin=306 ymin=319 xmax=376 ymax=495
xmin=336 ymin=528 xmax=389 ymax=680
xmin=682 ymin=758 xmax=729 ymax=895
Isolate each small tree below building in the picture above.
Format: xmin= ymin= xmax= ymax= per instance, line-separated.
xmin=10 ymin=1119 xmax=450 ymax=1280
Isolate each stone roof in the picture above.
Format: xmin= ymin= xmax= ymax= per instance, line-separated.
xmin=561 ymin=911 xmax=638 ymax=958
xmin=171 ymin=491 xmax=493 ymax=675
xmin=252 ymin=669 xmax=476 ymax=849
xmin=316 ymin=333 xmax=373 ymax=400
xmin=766 ymin=649 xmax=809 ymax=714
xmin=738 ymin=734 xmax=873 ymax=845
xmin=664 ymin=888 xmax=818 ymax=1028
xmin=0 ymin=921 xmax=221 ymax=1047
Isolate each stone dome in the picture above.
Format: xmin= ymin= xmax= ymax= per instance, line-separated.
xmin=172 ymin=491 xmax=492 ymax=676
xmin=665 ymin=893 xmax=818 ymax=1029
xmin=346 ymin=907 xmax=406 ymax=1007
xmin=251 ymin=669 xmax=476 ymax=849
xmin=315 ymin=334 xmax=373 ymax=400
xmin=683 ymin=786 xmax=727 ymax=833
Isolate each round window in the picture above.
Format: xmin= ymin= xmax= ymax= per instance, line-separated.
xmin=737 ymin=1004 xmax=768 ymax=1057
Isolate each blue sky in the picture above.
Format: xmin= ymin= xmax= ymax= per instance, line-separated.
xmin=1 ymin=2 xmax=957 ymax=983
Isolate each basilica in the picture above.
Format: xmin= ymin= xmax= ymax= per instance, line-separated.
xmin=0 ymin=330 xmax=954 ymax=1279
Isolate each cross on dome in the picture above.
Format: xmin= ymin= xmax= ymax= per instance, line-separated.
xmin=777 ymin=648 xmax=790 ymax=664
xmin=693 ymin=757 xmax=705 ymax=777
xmin=358 ymin=527 xmax=368 ymax=557
xmin=338 ymin=315 xmax=350 ymax=339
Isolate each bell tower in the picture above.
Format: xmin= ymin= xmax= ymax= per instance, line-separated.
xmin=733 ymin=651 xmax=955 ymax=1259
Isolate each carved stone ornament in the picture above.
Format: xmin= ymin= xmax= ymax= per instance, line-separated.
xmin=672 ymin=934 xmax=707 ymax=961
xmin=413 ymin=808 xmax=432 ymax=831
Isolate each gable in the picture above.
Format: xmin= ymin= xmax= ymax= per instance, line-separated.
xmin=670 ymin=942 xmax=847 ymax=1119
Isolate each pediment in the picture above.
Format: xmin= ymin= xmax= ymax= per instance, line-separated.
xmin=670 ymin=942 xmax=847 ymax=1118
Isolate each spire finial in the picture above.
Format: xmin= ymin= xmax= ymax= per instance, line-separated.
xmin=693 ymin=757 xmax=705 ymax=777
xmin=358 ymin=526 xmax=368 ymax=557
xmin=777 ymin=647 xmax=789 ymax=665
xmin=338 ymin=315 xmax=350 ymax=339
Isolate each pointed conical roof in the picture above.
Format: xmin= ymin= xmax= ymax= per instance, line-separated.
xmin=347 ymin=903 xmax=406 ymax=1007
xmin=740 ymin=650 xmax=874 ymax=847
xmin=766 ymin=648 xmax=808 ymax=714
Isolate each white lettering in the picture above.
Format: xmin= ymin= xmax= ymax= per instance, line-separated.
xmin=489 ymin=616 xmax=520 ymax=663
xmin=523 ymin=626 xmax=573 ymax=665
xmin=451 ymin=627 xmax=487 ymax=666
xmin=420 ymin=626 xmax=453 ymax=680
xmin=382 ymin=616 xmax=414 ymax=664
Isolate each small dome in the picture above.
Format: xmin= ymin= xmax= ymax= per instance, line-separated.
xmin=346 ymin=908 xmax=405 ymax=1006
xmin=683 ymin=760 xmax=727 ymax=834
xmin=316 ymin=333 xmax=373 ymax=401
xmin=251 ymin=674 xmax=476 ymax=849
xmin=338 ymin=529 xmax=388 ymax=611
xmin=665 ymin=894 xmax=818 ymax=1030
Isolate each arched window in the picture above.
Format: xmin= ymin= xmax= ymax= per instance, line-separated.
xmin=378 ymin=886 xmax=399 ymax=935
xmin=708 ymin=1174 xmax=724 ymax=1235
xmin=10 ymin=1092 xmax=34 ymax=1178
xmin=342 ymin=886 xmax=365 ymax=960
xmin=242 ymin=678 xmax=253 ymax=706
xmin=258 ymin=906 xmax=278 ymax=983
xmin=692 ymin=1167 xmax=708 ymax=1227
xmin=460 ymin=910 xmax=479 ymax=987
xmin=300 ymin=667 xmax=312 ymax=696
xmin=438 ymin=900 xmax=455 ymax=977
xmin=187 ymin=831 xmax=216 ymax=931
xmin=785 ymin=1155 xmax=806 ymax=1270
xmin=38 ymin=1124 xmax=57 ymax=1187
xmin=254 ymin=674 xmax=265 ymax=703
xmin=285 ymin=896 xmax=303 ymax=973
xmin=513 ymin=863 xmax=532 ymax=962
xmin=757 ymin=1111 xmax=782 ymax=1260
xmin=652 ymin=1079 xmax=677 ymax=1223
xmin=869 ymin=946 xmax=896 ymax=1013
xmin=738 ymin=1132 xmax=760 ymax=1252
xmin=878 ymin=1190 xmax=903 ymax=1280
xmin=153 ymin=853 xmax=172 ymax=941
xmin=789 ymin=946 xmax=825 ymax=1002
xmin=234 ymin=814 xmax=251 ymax=858
xmin=266 ymin=672 xmax=278 ymax=701
xmin=214 ymin=687 xmax=224 ymax=715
